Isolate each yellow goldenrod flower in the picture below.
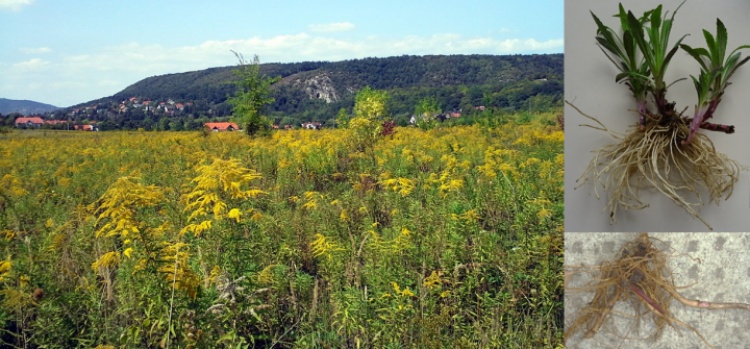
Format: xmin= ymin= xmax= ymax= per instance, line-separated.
xmin=2 ymin=230 xmax=14 ymax=241
xmin=0 ymin=258 xmax=11 ymax=274
xmin=392 ymin=281 xmax=401 ymax=294
xmin=339 ymin=209 xmax=349 ymax=222
xmin=423 ymin=270 xmax=444 ymax=289
xmin=228 ymin=208 xmax=243 ymax=223
xmin=92 ymin=251 xmax=120 ymax=271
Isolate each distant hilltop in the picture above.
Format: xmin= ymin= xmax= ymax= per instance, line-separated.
xmin=10 ymin=54 xmax=563 ymax=130
xmin=0 ymin=98 xmax=59 ymax=115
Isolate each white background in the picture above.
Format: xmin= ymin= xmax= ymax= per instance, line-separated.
xmin=565 ymin=0 xmax=750 ymax=232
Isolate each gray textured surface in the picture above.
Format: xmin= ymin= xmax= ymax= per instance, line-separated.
xmin=565 ymin=233 xmax=750 ymax=349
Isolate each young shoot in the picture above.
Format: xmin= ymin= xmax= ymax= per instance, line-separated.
xmin=574 ymin=2 xmax=748 ymax=229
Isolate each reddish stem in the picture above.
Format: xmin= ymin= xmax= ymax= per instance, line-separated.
xmin=699 ymin=122 xmax=735 ymax=134
xmin=627 ymin=283 xmax=666 ymax=315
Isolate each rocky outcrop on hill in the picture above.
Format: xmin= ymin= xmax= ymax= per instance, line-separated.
xmin=293 ymin=73 xmax=340 ymax=103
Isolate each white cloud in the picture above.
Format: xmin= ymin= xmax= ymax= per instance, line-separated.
xmin=308 ymin=22 xmax=355 ymax=33
xmin=20 ymin=47 xmax=52 ymax=54
xmin=13 ymin=58 xmax=49 ymax=70
xmin=0 ymin=0 xmax=33 ymax=11
xmin=496 ymin=38 xmax=564 ymax=52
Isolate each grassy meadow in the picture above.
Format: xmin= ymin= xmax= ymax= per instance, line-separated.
xmin=0 ymin=112 xmax=563 ymax=348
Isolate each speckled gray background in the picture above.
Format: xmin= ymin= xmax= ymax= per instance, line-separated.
xmin=565 ymin=233 xmax=750 ymax=349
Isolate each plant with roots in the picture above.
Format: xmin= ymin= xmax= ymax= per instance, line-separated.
xmin=571 ymin=2 xmax=749 ymax=230
xmin=565 ymin=233 xmax=750 ymax=349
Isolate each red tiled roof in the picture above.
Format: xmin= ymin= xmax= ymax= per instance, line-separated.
xmin=15 ymin=116 xmax=44 ymax=124
xmin=73 ymin=124 xmax=96 ymax=131
xmin=204 ymin=122 xmax=239 ymax=131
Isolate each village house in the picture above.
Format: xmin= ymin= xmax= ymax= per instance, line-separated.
xmin=14 ymin=116 xmax=44 ymax=128
xmin=301 ymin=122 xmax=322 ymax=130
xmin=73 ymin=124 xmax=98 ymax=131
xmin=204 ymin=122 xmax=239 ymax=132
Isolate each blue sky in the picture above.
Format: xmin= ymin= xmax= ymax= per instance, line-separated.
xmin=0 ymin=0 xmax=563 ymax=107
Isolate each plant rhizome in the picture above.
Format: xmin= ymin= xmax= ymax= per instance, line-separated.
xmin=565 ymin=233 xmax=750 ymax=348
xmin=573 ymin=2 xmax=749 ymax=230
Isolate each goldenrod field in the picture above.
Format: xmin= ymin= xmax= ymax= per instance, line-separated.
xmin=0 ymin=112 xmax=563 ymax=348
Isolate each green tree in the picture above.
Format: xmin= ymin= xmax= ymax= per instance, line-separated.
xmin=349 ymin=86 xmax=390 ymax=151
xmin=353 ymin=86 xmax=389 ymax=121
xmin=335 ymin=107 xmax=349 ymax=128
xmin=227 ymin=51 xmax=280 ymax=136
xmin=169 ymin=119 xmax=185 ymax=131
xmin=156 ymin=116 xmax=170 ymax=131
xmin=279 ymin=116 xmax=298 ymax=128
xmin=414 ymin=96 xmax=441 ymax=130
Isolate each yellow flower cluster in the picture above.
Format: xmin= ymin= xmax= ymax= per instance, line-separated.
xmin=0 ymin=257 xmax=12 ymax=283
xmin=310 ymin=233 xmax=345 ymax=260
xmin=181 ymin=158 xmax=264 ymax=236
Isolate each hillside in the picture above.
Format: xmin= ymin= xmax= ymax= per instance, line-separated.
xmin=0 ymin=98 xmax=58 ymax=115
xmin=36 ymin=54 xmax=563 ymax=130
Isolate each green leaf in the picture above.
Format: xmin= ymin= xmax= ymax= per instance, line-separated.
xmin=650 ymin=5 xmax=662 ymax=35
xmin=690 ymin=75 xmax=701 ymax=93
xmin=703 ymin=29 xmax=718 ymax=64
xmin=623 ymin=30 xmax=636 ymax=65
xmin=663 ymin=34 xmax=689 ymax=70
xmin=649 ymin=6 xmax=663 ymax=55
xmin=680 ymin=44 xmax=710 ymax=71
xmin=722 ymin=53 xmax=750 ymax=84
xmin=727 ymin=45 xmax=750 ymax=62
xmin=596 ymin=45 xmax=626 ymax=72
xmin=595 ymin=36 xmax=622 ymax=59
xmin=627 ymin=10 xmax=653 ymax=69
xmin=716 ymin=19 xmax=728 ymax=65
xmin=615 ymin=72 xmax=630 ymax=83
xmin=592 ymin=12 xmax=625 ymax=59
xmin=617 ymin=3 xmax=630 ymax=31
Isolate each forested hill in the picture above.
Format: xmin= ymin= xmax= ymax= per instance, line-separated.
xmin=116 ymin=54 xmax=562 ymax=101
xmin=0 ymin=98 xmax=59 ymax=115
xmin=41 ymin=54 xmax=563 ymax=130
